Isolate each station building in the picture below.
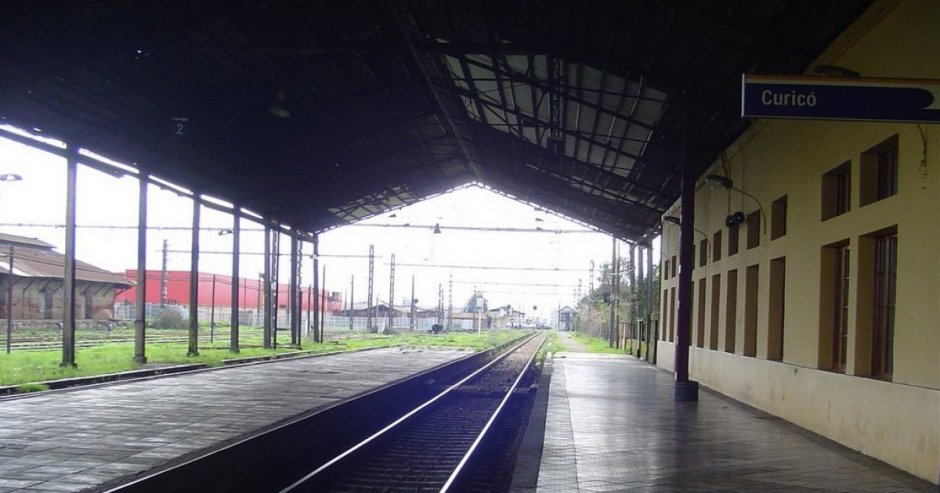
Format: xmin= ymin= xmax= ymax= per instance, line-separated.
xmin=657 ymin=0 xmax=938 ymax=482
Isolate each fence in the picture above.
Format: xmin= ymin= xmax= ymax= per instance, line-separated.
xmin=114 ymin=303 xmax=464 ymax=334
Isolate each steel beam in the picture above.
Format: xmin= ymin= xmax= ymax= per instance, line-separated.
xmin=61 ymin=152 xmax=78 ymax=367
xmin=134 ymin=171 xmax=148 ymax=363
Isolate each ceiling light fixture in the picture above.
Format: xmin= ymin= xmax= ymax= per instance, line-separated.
xmin=268 ymin=90 xmax=291 ymax=119
xmin=662 ymin=215 xmax=711 ymax=258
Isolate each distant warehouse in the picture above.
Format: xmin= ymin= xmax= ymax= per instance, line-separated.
xmin=0 ymin=232 xmax=133 ymax=322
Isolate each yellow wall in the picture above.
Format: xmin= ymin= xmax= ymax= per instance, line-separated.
xmin=657 ymin=0 xmax=940 ymax=483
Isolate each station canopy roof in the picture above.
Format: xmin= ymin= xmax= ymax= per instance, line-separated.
xmin=0 ymin=1 xmax=872 ymax=242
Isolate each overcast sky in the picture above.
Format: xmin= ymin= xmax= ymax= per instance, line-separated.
xmin=0 ymin=130 xmax=659 ymax=323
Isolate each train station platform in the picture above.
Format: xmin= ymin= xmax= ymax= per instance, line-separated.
xmin=524 ymin=352 xmax=935 ymax=492
xmin=0 ymin=347 xmax=470 ymax=492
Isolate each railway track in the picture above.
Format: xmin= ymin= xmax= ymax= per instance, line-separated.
xmin=282 ymin=332 xmax=546 ymax=492
xmin=104 ymin=331 xmax=545 ymax=493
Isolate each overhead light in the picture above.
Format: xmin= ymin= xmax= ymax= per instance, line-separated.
xmin=704 ymin=174 xmax=734 ymax=189
xmin=432 ymin=223 xmax=441 ymax=234
xmin=0 ymin=174 xmax=22 ymax=182
xmin=217 ymin=228 xmax=233 ymax=236
xmin=388 ymin=213 xmax=397 ymax=218
xmin=268 ymin=90 xmax=291 ymax=118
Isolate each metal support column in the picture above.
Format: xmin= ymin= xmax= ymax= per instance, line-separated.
xmin=388 ymin=254 xmax=395 ymax=331
xmin=312 ymin=234 xmax=320 ymax=342
xmin=5 ymin=247 xmax=13 ymax=354
xmin=271 ymin=229 xmax=280 ymax=348
xmin=187 ymin=198 xmax=200 ymax=357
xmin=230 ymin=210 xmax=240 ymax=352
xmin=675 ymin=112 xmax=699 ymax=401
xmin=629 ymin=243 xmax=637 ymax=350
xmin=646 ymin=244 xmax=654 ymax=363
xmin=306 ymin=285 xmax=312 ymax=337
xmin=608 ymin=237 xmax=616 ymax=348
xmin=61 ymin=153 xmax=78 ymax=367
xmin=366 ymin=244 xmax=374 ymax=333
xmin=289 ymin=234 xmax=299 ymax=345
xmin=636 ymin=246 xmax=645 ymax=359
xmin=262 ymin=225 xmax=272 ymax=348
xmin=319 ymin=265 xmax=326 ymax=341
xmin=210 ymin=274 xmax=216 ymax=343
xmin=134 ymin=171 xmax=147 ymax=363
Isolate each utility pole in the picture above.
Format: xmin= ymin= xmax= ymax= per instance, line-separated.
xmin=388 ymin=253 xmax=395 ymax=331
xmin=447 ymin=274 xmax=453 ymax=329
xmin=589 ymin=260 xmax=594 ymax=293
xmin=349 ymin=275 xmax=354 ymax=331
xmin=437 ymin=283 xmax=443 ymax=325
xmin=160 ymin=239 xmax=168 ymax=307
xmin=367 ymin=244 xmax=374 ymax=333
xmin=409 ymin=274 xmax=416 ymax=331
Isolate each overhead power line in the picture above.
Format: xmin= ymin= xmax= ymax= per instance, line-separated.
xmin=392 ymin=262 xmax=588 ymax=272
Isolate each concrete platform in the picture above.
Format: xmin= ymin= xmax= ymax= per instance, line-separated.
xmin=0 ymin=347 xmax=470 ymax=492
xmin=532 ymin=353 xmax=934 ymax=492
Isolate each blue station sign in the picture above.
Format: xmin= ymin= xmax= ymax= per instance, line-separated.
xmin=741 ymin=74 xmax=940 ymax=123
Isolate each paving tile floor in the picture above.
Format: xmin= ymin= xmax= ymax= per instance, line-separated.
xmin=0 ymin=347 xmax=470 ymax=492
xmin=536 ymin=353 xmax=935 ymax=492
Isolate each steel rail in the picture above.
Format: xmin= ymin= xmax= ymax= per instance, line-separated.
xmin=280 ymin=331 xmax=545 ymax=492
xmin=441 ymin=331 xmax=546 ymax=491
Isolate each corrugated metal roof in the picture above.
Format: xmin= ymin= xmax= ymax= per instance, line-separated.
xmin=0 ymin=1 xmax=873 ymax=242
xmin=0 ymin=233 xmax=55 ymax=250
xmin=0 ymin=241 xmax=132 ymax=287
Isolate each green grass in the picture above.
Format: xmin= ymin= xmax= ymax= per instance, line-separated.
xmin=0 ymin=329 xmax=533 ymax=388
xmin=571 ymin=331 xmax=631 ymax=354
xmin=540 ymin=331 xmax=568 ymax=355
